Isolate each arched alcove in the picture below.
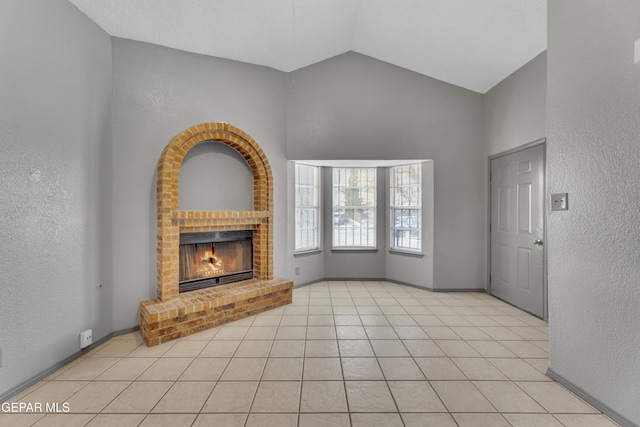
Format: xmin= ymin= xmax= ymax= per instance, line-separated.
xmin=178 ymin=140 xmax=253 ymax=211
xmin=155 ymin=122 xmax=273 ymax=300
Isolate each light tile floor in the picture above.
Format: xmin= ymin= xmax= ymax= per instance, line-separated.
xmin=1 ymin=281 xmax=621 ymax=427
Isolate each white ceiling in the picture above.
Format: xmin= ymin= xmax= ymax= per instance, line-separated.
xmin=67 ymin=0 xmax=546 ymax=93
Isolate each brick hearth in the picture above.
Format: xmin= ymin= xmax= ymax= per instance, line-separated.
xmin=139 ymin=122 xmax=292 ymax=346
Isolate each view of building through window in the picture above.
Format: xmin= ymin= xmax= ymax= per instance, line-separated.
xmin=332 ymin=168 xmax=377 ymax=248
xmin=294 ymin=163 xmax=320 ymax=252
xmin=390 ymin=163 xmax=422 ymax=251
xmin=295 ymin=162 xmax=424 ymax=253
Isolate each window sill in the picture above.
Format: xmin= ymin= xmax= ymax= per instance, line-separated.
xmin=331 ymin=248 xmax=379 ymax=253
xmin=294 ymin=249 xmax=322 ymax=257
xmin=388 ymin=248 xmax=424 ymax=258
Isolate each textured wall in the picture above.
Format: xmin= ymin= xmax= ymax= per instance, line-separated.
xmin=287 ymin=52 xmax=485 ymax=290
xmin=111 ymin=39 xmax=289 ymax=330
xmin=0 ymin=0 xmax=112 ymax=396
xmin=547 ymin=1 xmax=640 ymax=425
xmin=179 ymin=142 xmax=253 ymax=211
xmin=484 ymin=51 xmax=547 ymax=157
xmin=482 ymin=51 xmax=548 ymax=291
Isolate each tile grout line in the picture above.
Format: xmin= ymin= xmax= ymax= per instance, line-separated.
xmin=3 ymin=280 xmax=623 ymax=427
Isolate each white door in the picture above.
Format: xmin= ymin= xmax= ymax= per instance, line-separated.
xmin=490 ymin=144 xmax=545 ymax=318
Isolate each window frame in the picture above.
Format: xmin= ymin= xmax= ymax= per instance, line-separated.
xmin=294 ymin=163 xmax=321 ymax=254
xmin=389 ymin=163 xmax=422 ymax=253
xmin=331 ymin=167 xmax=377 ymax=249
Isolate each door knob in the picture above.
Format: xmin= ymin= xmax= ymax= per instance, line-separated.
xmin=533 ymin=239 xmax=543 ymax=246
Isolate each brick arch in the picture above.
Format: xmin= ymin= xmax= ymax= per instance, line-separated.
xmin=157 ymin=122 xmax=272 ymax=214
xmin=156 ymin=122 xmax=273 ymax=301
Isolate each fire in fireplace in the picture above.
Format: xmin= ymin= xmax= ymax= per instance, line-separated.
xmin=178 ymin=230 xmax=253 ymax=293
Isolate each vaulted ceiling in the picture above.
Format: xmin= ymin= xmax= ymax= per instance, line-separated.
xmin=67 ymin=0 xmax=546 ymax=93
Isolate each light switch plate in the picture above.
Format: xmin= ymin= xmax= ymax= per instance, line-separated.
xmin=551 ymin=193 xmax=568 ymax=211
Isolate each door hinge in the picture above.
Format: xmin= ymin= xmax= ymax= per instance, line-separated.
xmin=489 ymin=224 xmax=492 ymax=232
xmin=489 ymin=274 xmax=492 ymax=283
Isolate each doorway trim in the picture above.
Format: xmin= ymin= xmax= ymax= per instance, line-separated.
xmin=487 ymin=138 xmax=547 ymax=320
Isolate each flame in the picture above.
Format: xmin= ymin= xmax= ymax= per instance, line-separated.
xmin=197 ymin=249 xmax=224 ymax=276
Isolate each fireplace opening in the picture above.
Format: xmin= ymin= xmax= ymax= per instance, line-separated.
xmin=179 ymin=230 xmax=253 ymax=293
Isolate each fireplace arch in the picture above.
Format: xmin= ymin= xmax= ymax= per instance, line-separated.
xmin=141 ymin=122 xmax=291 ymax=346
xmin=156 ymin=122 xmax=274 ymax=301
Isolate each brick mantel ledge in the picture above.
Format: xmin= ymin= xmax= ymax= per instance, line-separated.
xmin=174 ymin=210 xmax=270 ymax=220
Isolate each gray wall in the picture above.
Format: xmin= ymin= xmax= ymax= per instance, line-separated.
xmin=483 ymin=51 xmax=547 ymax=157
xmin=0 ymin=0 xmax=112 ymax=396
xmin=482 ymin=51 xmax=547 ymax=290
xmin=111 ymin=39 xmax=289 ymax=330
xmin=547 ymin=2 xmax=640 ymax=425
xmin=179 ymin=142 xmax=254 ymax=211
xmin=287 ymin=52 xmax=485 ymax=290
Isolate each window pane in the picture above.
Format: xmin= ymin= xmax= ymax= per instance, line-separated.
xmin=390 ymin=163 xmax=422 ymax=252
xmin=295 ymin=164 xmax=320 ymax=252
xmin=332 ymin=168 xmax=376 ymax=248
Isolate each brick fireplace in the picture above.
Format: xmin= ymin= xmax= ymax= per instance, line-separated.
xmin=139 ymin=122 xmax=292 ymax=346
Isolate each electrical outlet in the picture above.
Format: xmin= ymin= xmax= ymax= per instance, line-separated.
xmin=80 ymin=329 xmax=93 ymax=349
xmin=295 ymin=267 xmax=300 ymax=275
